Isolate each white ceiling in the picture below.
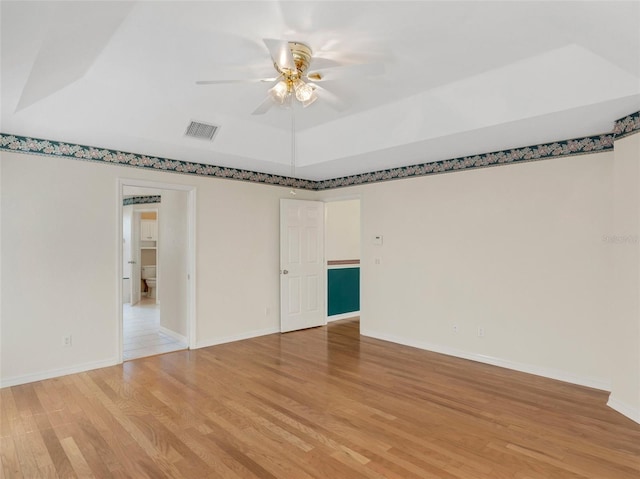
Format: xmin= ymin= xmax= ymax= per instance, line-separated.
xmin=2 ymin=1 xmax=639 ymax=181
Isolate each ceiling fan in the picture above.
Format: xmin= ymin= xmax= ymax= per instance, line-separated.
xmin=196 ymin=38 xmax=383 ymax=115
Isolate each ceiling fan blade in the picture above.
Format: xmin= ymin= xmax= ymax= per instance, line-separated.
xmin=310 ymin=84 xmax=349 ymax=112
xmin=307 ymin=62 xmax=385 ymax=82
xmin=196 ymin=78 xmax=276 ymax=85
xmin=251 ymin=95 xmax=275 ymax=115
xmin=307 ymin=56 xmax=342 ymax=71
xmin=263 ymin=38 xmax=296 ymax=72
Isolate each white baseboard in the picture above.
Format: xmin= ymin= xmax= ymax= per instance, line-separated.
xmin=159 ymin=326 xmax=188 ymax=344
xmin=327 ymin=311 xmax=360 ymax=322
xmin=194 ymin=326 xmax=280 ymax=349
xmin=0 ymin=358 xmax=119 ymax=388
xmin=607 ymin=396 xmax=640 ymax=425
xmin=360 ymin=328 xmax=611 ymax=392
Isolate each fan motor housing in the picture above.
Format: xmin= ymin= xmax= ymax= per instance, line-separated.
xmin=276 ymin=42 xmax=312 ymax=78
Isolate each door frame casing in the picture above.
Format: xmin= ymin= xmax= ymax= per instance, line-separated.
xmin=116 ymin=178 xmax=197 ymax=363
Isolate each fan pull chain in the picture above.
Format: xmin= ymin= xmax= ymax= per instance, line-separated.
xmin=288 ymin=104 xmax=297 ymax=195
xmin=290 ymin=105 xmax=296 ymax=179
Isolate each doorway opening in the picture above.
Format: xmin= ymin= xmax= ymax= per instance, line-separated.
xmin=117 ymin=179 xmax=196 ymax=362
xmin=324 ymin=198 xmax=361 ymax=326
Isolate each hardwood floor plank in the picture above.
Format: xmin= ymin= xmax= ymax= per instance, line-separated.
xmin=75 ymin=381 xmax=185 ymax=478
xmin=0 ymin=436 xmax=23 ymax=479
xmin=225 ymin=402 xmax=315 ymax=452
xmin=12 ymin=432 xmax=42 ymax=478
xmin=198 ymin=420 xmax=281 ymax=479
xmin=2 ymin=318 xmax=640 ymax=478
xmin=39 ymin=427 xmax=76 ymax=478
xmin=59 ymin=436 xmax=95 ymax=479
xmin=54 ymin=422 xmax=114 ymax=479
xmin=0 ymin=389 xmax=23 ymax=438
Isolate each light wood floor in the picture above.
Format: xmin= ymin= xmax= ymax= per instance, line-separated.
xmin=2 ymin=318 xmax=639 ymax=478
xmin=123 ymin=297 xmax=187 ymax=361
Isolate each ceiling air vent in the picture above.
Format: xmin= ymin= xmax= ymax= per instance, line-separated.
xmin=185 ymin=121 xmax=219 ymax=141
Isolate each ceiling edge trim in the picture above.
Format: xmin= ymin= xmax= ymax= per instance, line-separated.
xmin=0 ymin=111 xmax=637 ymax=191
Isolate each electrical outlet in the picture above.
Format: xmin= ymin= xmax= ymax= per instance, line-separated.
xmin=453 ymin=325 xmax=459 ymax=333
xmin=63 ymin=335 xmax=72 ymax=347
xmin=477 ymin=327 xmax=484 ymax=338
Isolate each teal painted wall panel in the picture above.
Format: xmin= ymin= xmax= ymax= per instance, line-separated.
xmin=328 ymin=267 xmax=360 ymax=316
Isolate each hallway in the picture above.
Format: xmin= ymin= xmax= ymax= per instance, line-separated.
xmin=123 ymin=297 xmax=187 ymax=360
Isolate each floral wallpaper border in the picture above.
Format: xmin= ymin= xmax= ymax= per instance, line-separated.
xmin=0 ymin=134 xmax=315 ymax=190
xmin=315 ymin=134 xmax=615 ymax=190
xmin=1 ymin=111 xmax=637 ymax=191
xmin=316 ymin=111 xmax=639 ymax=190
xmin=613 ymin=111 xmax=640 ymax=139
xmin=123 ymin=195 xmax=161 ymax=206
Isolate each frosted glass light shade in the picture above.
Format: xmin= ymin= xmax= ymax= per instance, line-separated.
xmin=269 ymin=81 xmax=290 ymax=104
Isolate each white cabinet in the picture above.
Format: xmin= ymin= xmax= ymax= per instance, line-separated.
xmin=140 ymin=220 xmax=157 ymax=241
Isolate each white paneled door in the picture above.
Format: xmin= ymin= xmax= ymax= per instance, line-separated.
xmin=280 ymin=199 xmax=325 ymax=333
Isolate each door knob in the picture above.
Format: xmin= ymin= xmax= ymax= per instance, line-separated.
xmin=281 ymin=269 xmax=289 ymax=275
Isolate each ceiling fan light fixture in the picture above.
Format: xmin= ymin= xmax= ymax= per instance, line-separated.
xmin=293 ymin=79 xmax=314 ymax=102
xmin=300 ymin=93 xmax=318 ymax=108
xmin=269 ymin=80 xmax=290 ymax=104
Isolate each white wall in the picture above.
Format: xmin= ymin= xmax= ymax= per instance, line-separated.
xmin=0 ymin=151 xmax=314 ymax=385
xmin=325 ymin=199 xmax=360 ymax=261
xmin=1 ymin=154 xmax=119 ymax=383
xmin=193 ymin=179 xmax=316 ymax=345
xmin=608 ymin=132 xmax=640 ymax=423
xmin=0 ymin=156 xmax=3 ymax=373
xmin=319 ymin=152 xmax=615 ymax=390
xmin=2 ymin=139 xmax=640 ymax=426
